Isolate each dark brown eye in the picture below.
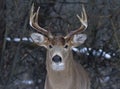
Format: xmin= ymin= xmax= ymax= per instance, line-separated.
xmin=49 ymin=45 xmax=53 ymax=48
xmin=64 ymin=45 xmax=68 ymax=49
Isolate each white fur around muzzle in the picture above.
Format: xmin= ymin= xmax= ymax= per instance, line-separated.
xmin=52 ymin=62 xmax=65 ymax=71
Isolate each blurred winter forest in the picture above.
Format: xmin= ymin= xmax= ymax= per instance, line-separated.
xmin=0 ymin=0 xmax=120 ymax=89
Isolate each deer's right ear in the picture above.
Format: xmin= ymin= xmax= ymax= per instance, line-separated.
xmin=31 ymin=33 xmax=48 ymax=48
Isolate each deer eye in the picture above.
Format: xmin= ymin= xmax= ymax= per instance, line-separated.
xmin=49 ymin=45 xmax=53 ymax=49
xmin=64 ymin=44 xmax=68 ymax=49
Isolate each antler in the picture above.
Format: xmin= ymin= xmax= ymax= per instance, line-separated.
xmin=65 ymin=5 xmax=88 ymax=41
xmin=29 ymin=4 xmax=49 ymax=37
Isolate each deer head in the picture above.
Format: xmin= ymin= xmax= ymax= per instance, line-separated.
xmin=30 ymin=4 xmax=87 ymax=71
xmin=30 ymin=4 xmax=90 ymax=89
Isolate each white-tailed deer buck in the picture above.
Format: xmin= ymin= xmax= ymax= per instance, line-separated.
xmin=30 ymin=4 xmax=90 ymax=89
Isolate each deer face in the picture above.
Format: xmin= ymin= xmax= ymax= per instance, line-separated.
xmin=31 ymin=33 xmax=87 ymax=71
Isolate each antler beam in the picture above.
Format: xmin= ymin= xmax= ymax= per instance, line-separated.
xmin=29 ymin=4 xmax=49 ymax=37
xmin=65 ymin=5 xmax=88 ymax=41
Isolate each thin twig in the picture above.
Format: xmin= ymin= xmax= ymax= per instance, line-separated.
xmin=3 ymin=43 xmax=21 ymax=89
xmin=111 ymin=19 xmax=120 ymax=49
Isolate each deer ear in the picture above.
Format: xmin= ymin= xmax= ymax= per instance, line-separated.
xmin=31 ymin=33 xmax=47 ymax=47
xmin=72 ymin=34 xmax=87 ymax=47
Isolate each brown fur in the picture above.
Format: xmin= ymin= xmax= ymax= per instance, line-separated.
xmin=50 ymin=35 xmax=66 ymax=45
xmin=44 ymin=35 xmax=90 ymax=89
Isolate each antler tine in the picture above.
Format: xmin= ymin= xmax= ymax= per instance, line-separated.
xmin=77 ymin=5 xmax=87 ymax=28
xmin=29 ymin=4 xmax=49 ymax=37
xmin=65 ymin=5 xmax=87 ymax=41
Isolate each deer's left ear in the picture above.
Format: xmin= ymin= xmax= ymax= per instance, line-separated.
xmin=71 ymin=34 xmax=87 ymax=47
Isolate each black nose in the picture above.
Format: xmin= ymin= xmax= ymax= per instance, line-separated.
xmin=52 ymin=55 xmax=62 ymax=63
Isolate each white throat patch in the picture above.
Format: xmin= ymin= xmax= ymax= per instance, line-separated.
xmin=52 ymin=62 xmax=65 ymax=71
